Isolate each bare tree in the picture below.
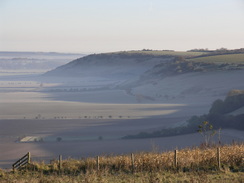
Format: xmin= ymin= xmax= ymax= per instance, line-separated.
xmin=197 ymin=121 xmax=216 ymax=147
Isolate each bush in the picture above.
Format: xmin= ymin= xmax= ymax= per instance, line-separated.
xmin=56 ymin=137 xmax=62 ymax=142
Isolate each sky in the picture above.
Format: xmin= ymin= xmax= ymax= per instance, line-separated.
xmin=0 ymin=0 xmax=244 ymax=53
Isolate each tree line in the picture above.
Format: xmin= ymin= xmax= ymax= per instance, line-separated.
xmin=123 ymin=90 xmax=244 ymax=139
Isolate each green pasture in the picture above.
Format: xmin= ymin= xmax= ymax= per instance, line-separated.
xmin=127 ymin=50 xmax=204 ymax=56
xmin=109 ymin=50 xmax=205 ymax=57
xmin=187 ymin=53 xmax=244 ymax=64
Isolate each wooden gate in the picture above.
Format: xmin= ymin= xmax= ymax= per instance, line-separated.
xmin=12 ymin=152 xmax=31 ymax=172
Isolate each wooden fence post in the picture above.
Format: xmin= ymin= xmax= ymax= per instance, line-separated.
xmin=26 ymin=152 xmax=31 ymax=171
xmin=217 ymin=147 xmax=221 ymax=170
xmin=131 ymin=153 xmax=135 ymax=173
xmin=28 ymin=152 xmax=31 ymax=164
xmin=96 ymin=156 xmax=100 ymax=171
xmin=174 ymin=150 xmax=178 ymax=168
xmin=12 ymin=164 xmax=15 ymax=173
xmin=59 ymin=155 xmax=62 ymax=171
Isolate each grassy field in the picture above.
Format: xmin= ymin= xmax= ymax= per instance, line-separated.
xmin=108 ymin=50 xmax=244 ymax=65
xmin=110 ymin=50 xmax=205 ymax=57
xmin=1 ymin=144 xmax=243 ymax=182
xmin=128 ymin=50 xmax=204 ymax=56
xmin=0 ymin=170 xmax=243 ymax=183
xmin=187 ymin=53 xmax=244 ymax=64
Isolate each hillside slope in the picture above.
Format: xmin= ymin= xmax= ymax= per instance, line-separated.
xmin=123 ymin=90 xmax=244 ymax=139
xmin=45 ymin=52 xmax=175 ymax=79
xmin=43 ymin=50 xmax=244 ymax=105
xmin=45 ymin=50 xmax=244 ymax=80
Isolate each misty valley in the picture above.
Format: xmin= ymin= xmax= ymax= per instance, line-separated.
xmin=0 ymin=49 xmax=244 ymax=169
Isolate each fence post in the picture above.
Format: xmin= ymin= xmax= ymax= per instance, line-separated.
xmin=174 ymin=150 xmax=178 ymax=168
xmin=59 ymin=155 xmax=62 ymax=171
xmin=217 ymin=147 xmax=221 ymax=170
xmin=26 ymin=152 xmax=31 ymax=171
xmin=28 ymin=152 xmax=31 ymax=164
xmin=131 ymin=153 xmax=135 ymax=173
xmin=96 ymin=156 xmax=100 ymax=171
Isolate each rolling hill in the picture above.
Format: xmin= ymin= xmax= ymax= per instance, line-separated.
xmin=44 ymin=49 xmax=244 ymax=105
xmin=44 ymin=52 xmax=176 ymax=79
xmin=45 ymin=49 xmax=244 ymax=79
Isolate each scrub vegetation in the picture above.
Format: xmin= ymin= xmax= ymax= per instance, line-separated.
xmin=123 ymin=90 xmax=244 ymax=139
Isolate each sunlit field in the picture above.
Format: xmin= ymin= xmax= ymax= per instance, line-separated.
xmin=187 ymin=53 xmax=244 ymax=64
xmin=0 ymin=90 xmax=185 ymax=120
xmin=115 ymin=50 xmax=205 ymax=57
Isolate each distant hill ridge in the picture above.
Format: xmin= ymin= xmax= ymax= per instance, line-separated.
xmin=45 ymin=49 xmax=244 ymax=79
xmin=188 ymin=48 xmax=244 ymax=58
xmin=44 ymin=52 xmax=176 ymax=78
xmin=0 ymin=51 xmax=85 ymax=71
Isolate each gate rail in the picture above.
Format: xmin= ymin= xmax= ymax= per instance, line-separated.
xmin=12 ymin=152 xmax=31 ymax=172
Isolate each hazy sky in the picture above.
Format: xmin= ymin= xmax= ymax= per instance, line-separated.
xmin=0 ymin=0 xmax=244 ymax=53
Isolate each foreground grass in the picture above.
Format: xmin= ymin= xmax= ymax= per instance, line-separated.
xmin=0 ymin=144 xmax=243 ymax=182
xmin=0 ymin=171 xmax=243 ymax=183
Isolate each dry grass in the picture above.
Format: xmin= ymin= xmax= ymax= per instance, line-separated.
xmin=0 ymin=171 xmax=243 ymax=183
xmin=0 ymin=144 xmax=243 ymax=182
xmin=51 ymin=144 xmax=242 ymax=173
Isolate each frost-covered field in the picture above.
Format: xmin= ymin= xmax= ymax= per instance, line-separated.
xmin=0 ymin=71 xmax=191 ymax=120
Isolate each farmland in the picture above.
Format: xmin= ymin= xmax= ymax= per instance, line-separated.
xmin=116 ymin=50 xmax=205 ymax=57
xmin=0 ymin=50 xmax=243 ymax=180
xmin=187 ymin=53 xmax=244 ymax=64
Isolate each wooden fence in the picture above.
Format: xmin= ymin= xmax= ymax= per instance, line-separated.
xmin=13 ymin=147 xmax=226 ymax=173
xmin=55 ymin=148 xmax=223 ymax=173
xmin=12 ymin=152 xmax=31 ymax=172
